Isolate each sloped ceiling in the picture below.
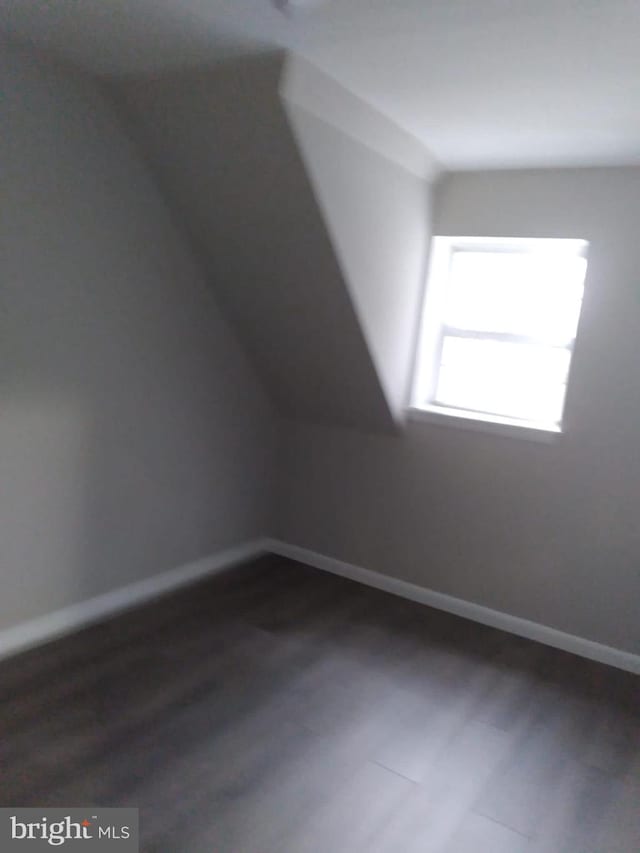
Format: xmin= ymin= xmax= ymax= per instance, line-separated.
xmin=285 ymin=104 xmax=428 ymax=418
xmin=3 ymin=1 xmax=640 ymax=170
xmin=282 ymin=56 xmax=433 ymax=418
xmin=114 ymin=54 xmax=398 ymax=431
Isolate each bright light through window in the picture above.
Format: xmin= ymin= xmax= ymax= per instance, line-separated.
xmin=411 ymin=237 xmax=588 ymax=432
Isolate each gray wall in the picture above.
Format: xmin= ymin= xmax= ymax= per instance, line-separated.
xmin=1 ymin=44 xmax=275 ymax=632
xmin=115 ymin=56 xmax=395 ymax=433
xmin=278 ymin=167 xmax=640 ymax=655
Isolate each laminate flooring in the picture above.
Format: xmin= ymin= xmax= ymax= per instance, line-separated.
xmin=1 ymin=555 xmax=638 ymax=852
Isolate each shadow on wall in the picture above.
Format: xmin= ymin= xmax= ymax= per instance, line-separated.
xmin=113 ymin=51 xmax=402 ymax=433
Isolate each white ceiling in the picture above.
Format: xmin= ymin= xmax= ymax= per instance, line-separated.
xmin=3 ymin=0 xmax=640 ymax=169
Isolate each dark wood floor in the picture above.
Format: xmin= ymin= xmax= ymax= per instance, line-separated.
xmin=1 ymin=556 xmax=638 ymax=852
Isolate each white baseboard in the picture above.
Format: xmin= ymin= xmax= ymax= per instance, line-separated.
xmin=4 ymin=536 xmax=637 ymax=676
xmin=265 ymin=539 xmax=640 ymax=675
xmin=0 ymin=538 xmax=269 ymax=662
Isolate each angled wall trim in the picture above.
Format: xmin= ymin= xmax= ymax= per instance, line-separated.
xmin=281 ymin=55 xmax=441 ymax=180
xmin=265 ymin=539 xmax=640 ymax=675
xmin=0 ymin=540 xmax=269 ymax=662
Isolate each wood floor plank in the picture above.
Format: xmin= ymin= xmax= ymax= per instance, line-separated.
xmin=444 ymin=813 xmax=531 ymax=853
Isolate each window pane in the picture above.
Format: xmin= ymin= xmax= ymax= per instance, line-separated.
xmin=434 ymin=337 xmax=570 ymax=423
xmin=445 ymin=250 xmax=586 ymax=343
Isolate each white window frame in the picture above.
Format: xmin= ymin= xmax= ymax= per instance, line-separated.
xmin=409 ymin=236 xmax=588 ymax=441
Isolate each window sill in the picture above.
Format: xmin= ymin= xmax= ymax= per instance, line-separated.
xmin=407 ymin=405 xmax=562 ymax=443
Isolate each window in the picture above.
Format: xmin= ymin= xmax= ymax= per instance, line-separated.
xmin=411 ymin=236 xmax=588 ymax=437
